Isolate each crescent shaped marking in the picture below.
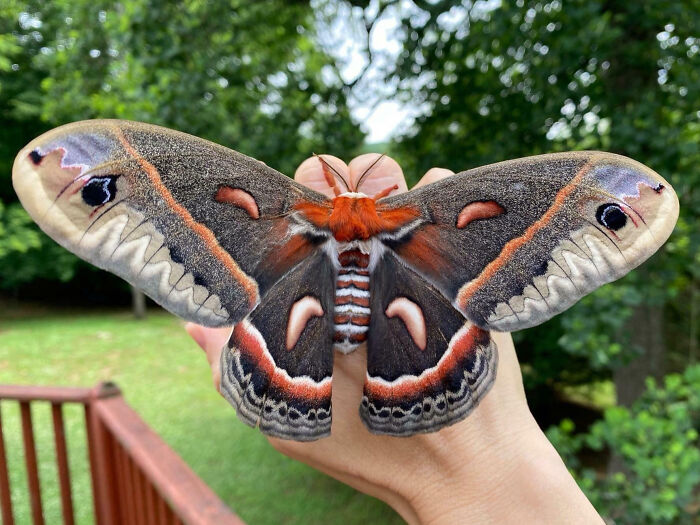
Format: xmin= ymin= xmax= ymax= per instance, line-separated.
xmin=286 ymin=296 xmax=324 ymax=350
xmin=113 ymin=127 xmax=259 ymax=309
xmin=215 ymin=186 xmax=260 ymax=219
xmin=456 ymin=200 xmax=505 ymax=228
xmin=385 ymin=296 xmax=427 ymax=350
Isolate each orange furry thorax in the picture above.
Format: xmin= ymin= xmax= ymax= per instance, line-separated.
xmin=295 ymin=196 xmax=420 ymax=242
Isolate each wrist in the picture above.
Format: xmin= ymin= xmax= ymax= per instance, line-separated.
xmin=388 ymin=411 xmax=602 ymax=524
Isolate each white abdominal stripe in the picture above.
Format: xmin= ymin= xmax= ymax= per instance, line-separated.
xmin=333 ymin=250 xmax=371 ymax=354
xmin=361 ymin=324 xmax=498 ymax=436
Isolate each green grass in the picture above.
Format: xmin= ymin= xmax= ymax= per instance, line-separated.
xmin=0 ymin=308 xmax=402 ymax=524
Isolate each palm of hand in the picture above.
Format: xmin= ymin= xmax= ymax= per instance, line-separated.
xmin=186 ymin=154 xmax=600 ymax=524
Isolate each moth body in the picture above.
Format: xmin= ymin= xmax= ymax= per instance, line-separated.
xmin=333 ymin=248 xmax=371 ymax=354
xmin=11 ymin=120 xmax=679 ymax=441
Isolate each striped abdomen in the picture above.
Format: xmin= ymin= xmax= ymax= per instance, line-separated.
xmin=333 ymin=249 xmax=370 ymax=354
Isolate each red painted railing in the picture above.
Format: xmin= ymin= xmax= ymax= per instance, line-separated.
xmin=0 ymin=383 xmax=244 ymax=525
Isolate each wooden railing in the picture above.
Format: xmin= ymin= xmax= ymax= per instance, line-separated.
xmin=0 ymin=383 xmax=245 ymax=525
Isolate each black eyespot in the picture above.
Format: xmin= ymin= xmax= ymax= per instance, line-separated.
xmin=81 ymin=176 xmax=118 ymax=206
xmin=436 ymin=400 xmax=446 ymax=411
xmin=596 ymin=203 xmax=627 ymax=231
xmin=29 ymin=150 xmax=44 ymax=165
xmin=653 ymin=183 xmax=664 ymax=193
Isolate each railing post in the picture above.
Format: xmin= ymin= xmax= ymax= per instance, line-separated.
xmin=51 ymin=402 xmax=75 ymax=525
xmin=85 ymin=382 xmax=121 ymax=525
xmin=19 ymin=402 xmax=44 ymax=525
xmin=0 ymin=407 xmax=15 ymax=525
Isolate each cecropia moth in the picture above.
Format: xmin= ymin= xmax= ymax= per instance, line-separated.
xmin=12 ymin=120 xmax=679 ymax=441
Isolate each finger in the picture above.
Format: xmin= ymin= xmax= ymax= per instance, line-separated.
xmin=185 ymin=323 xmax=231 ymax=392
xmin=294 ymin=155 xmax=349 ymax=198
xmin=348 ymin=153 xmax=408 ymax=197
xmin=412 ymin=167 xmax=455 ymax=190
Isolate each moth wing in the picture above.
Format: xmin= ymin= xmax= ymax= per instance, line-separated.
xmin=379 ymin=152 xmax=679 ymax=331
xmin=12 ymin=119 xmax=329 ymax=327
xmin=363 ymin=252 xmax=497 ymax=435
xmin=220 ymin=250 xmax=335 ymax=441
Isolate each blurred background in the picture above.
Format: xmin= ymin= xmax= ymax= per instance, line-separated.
xmin=0 ymin=1 xmax=698 ymax=523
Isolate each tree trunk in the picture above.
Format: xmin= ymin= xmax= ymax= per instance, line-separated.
xmin=614 ymin=303 xmax=666 ymax=407
xmin=608 ymin=302 xmax=666 ymax=474
xmin=131 ymin=286 xmax=146 ymax=320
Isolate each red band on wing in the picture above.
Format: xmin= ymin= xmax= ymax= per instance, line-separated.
xmin=233 ymin=321 xmax=331 ymax=402
xmin=456 ymin=160 xmax=594 ymax=309
xmin=114 ymin=128 xmax=259 ymax=309
xmin=364 ymin=324 xmax=488 ymax=401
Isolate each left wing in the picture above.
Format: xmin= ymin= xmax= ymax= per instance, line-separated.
xmin=12 ymin=120 xmax=330 ymax=327
xmin=378 ymin=152 xmax=678 ymax=331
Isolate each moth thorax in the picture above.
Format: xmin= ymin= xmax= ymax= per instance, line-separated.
xmin=333 ymin=249 xmax=370 ymax=354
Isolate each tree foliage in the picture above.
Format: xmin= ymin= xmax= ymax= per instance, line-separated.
xmin=548 ymin=364 xmax=700 ymax=524
xmin=0 ymin=0 xmax=364 ymax=291
xmin=377 ymin=0 xmax=699 ymax=389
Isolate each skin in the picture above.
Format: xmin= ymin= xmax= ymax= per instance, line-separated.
xmin=186 ymin=154 xmax=604 ymax=525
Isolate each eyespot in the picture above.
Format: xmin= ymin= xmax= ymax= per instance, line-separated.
xmin=81 ymin=176 xmax=118 ymax=206
xmin=29 ymin=149 xmax=44 ymax=165
xmin=596 ymin=203 xmax=627 ymax=231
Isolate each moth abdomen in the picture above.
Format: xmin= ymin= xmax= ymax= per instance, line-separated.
xmin=333 ymin=248 xmax=371 ymax=354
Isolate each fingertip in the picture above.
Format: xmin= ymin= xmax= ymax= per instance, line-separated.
xmin=185 ymin=322 xmax=207 ymax=351
xmin=348 ymin=153 xmax=408 ymax=196
xmin=185 ymin=323 xmax=232 ymax=353
xmin=295 ymin=155 xmax=348 ymax=198
xmin=413 ymin=167 xmax=455 ymax=189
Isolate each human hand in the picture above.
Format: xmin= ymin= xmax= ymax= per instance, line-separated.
xmin=186 ymin=155 xmax=603 ymax=524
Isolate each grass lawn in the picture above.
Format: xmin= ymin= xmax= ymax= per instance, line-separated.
xmin=0 ymin=307 xmax=402 ymax=524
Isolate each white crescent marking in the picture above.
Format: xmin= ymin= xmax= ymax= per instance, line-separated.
xmin=286 ymin=296 xmax=324 ymax=350
xmin=385 ymin=297 xmax=427 ymax=350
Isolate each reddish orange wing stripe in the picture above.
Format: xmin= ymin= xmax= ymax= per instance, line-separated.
xmin=234 ymin=323 xmax=331 ymax=402
xmin=365 ymin=325 xmax=485 ymax=401
xmin=457 ymin=160 xmax=593 ymax=309
xmin=114 ymin=128 xmax=259 ymax=308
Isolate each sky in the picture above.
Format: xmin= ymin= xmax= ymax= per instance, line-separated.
xmin=315 ymin=1 xmax=415 ymax=144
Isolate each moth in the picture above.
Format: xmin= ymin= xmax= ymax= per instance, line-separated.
xmin=12 ymin=120 xmax=679 ymax=441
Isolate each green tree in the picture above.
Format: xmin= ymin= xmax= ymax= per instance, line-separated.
xmin=0 ymin=0 xmax=364 ymax=291
xmin=359 ymin=0 xmax=699 ymax=405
